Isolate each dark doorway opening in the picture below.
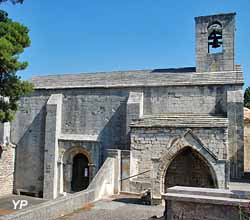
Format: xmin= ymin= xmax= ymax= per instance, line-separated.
xmin=165 ymin=147 xmax=216 ymax=192
xmin=71 ymin=153 xmax=89 ymax=192
xmin=0 ymin=145 xmax=3 ymax=159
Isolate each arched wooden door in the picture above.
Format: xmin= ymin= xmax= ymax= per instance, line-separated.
xmin=165 ymin=147 xmax=216 ymax=192
xmin=71 ymin=154 xmax=89 ymax=192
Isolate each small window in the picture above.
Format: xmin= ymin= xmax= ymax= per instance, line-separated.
xmin=208 ymin=22 xmax=223 ymax=53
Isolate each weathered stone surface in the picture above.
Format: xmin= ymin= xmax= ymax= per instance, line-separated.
xmin=0 ymin=189 xmax=96 ymax=220
xmin=43 ymin=94 xmax=63 ymax=199
xmin=130 ymin=124 xmax=229 ymax=199
xmin=196 ymin=13 xmax=236 ymax=72
xmin=244 ymin=108 xmax=250 ymax=172
xmin=0 ymin=12 xmax=245 ymax=200
xmin=0 ymin=123 xmax=15 ymax=197
xmin=30 ymin=68 xmax=243 ymax=89
xmin=163 ymin=186 xmax=250 ymax=220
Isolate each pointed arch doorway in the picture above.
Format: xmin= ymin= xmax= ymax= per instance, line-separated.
xmin=71 ymin=153 xmax=89 ymax=192
xmin=164 ymin=147 xmax=216 ymax=192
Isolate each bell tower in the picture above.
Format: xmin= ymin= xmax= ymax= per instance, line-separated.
xmin=195 ymin=13 xmax=236 ymax=72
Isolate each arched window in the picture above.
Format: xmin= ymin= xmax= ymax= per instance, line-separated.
xmin=208 ymin=21 xmax=223 ymax=54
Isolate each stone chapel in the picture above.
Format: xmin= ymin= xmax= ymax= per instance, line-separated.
xmin=0 ymin=13 xmax=245 ymax=201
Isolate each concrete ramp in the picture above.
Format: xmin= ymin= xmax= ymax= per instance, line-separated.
xmin=87 ymin=157 xmax=116 ymax=200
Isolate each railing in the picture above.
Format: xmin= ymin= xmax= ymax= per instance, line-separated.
xmin=120 ymin=170 xmax=151 ymax=181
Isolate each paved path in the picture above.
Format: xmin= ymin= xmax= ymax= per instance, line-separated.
xmin=56 ymin=195 xmax=164 ymax=220
xmin=56 ymin=182 xmax=250 ymax=220
xmin=0 ymin=195 xmax=46 ymax=216
xmin=229 ymin=181 xmax=250 ymax=191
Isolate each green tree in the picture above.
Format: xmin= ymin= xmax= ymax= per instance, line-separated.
xmin=244 ymin=87 xmax=250 ymax=109
xmin=0 ymin=10 xmax=33 ymax=122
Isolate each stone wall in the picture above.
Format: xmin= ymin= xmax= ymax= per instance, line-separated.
xmin=143 ymin=85 xmax=230 ymax=116
xmin=244 ymin=108 xmax=250 ymax=172
xmin=0 ymin=12 xmax=245 ymax=200
xmin=130 ymin=123 xmax=229 ymax=199
xmin=227 ymin=90 xmax=244 ymax=178
xmin=0 ymin=189 xmax=95 ymax=220
xmin=43 ymin=94 xmax=63 ymax=199
xmin=61 ymin=88 xmax=129 ymax=154
xmin=9 ymin=82 xmax=243 ymax=196
xmin=11 ymin=91 xmax=50 ymax=196
xmin=0 ymin=144 xmax=15 ymax=197
xmin=195 ymin=13 xmax=236 ymax=72
xmin=87 ymin=157 xmax=116 ymax=200
xmin=0 ymin=122 xmax=15 ymax=197
xmin=163 ymin=186 xmax=250 ymax=220
xmin=0 ymin=156 xmax=117 ymax=220
xmin=245 ymin=123 xmax=250 ymax=172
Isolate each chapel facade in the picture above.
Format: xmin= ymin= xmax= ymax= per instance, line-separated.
xmin=0 ymin=13 xmax=245 ymax=200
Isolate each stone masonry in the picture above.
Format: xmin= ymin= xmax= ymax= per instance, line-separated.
xmin=244 ymin=107 xmax=250 ymax=172
xmin=0 ymin=122 xmax=15 ymax=197
xmin=0 ymin=12 xmax=245 ymax=200
xmin=163 ymin=186 xmax=250 ymax=220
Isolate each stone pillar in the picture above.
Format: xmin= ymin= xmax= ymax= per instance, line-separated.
xmin=0 ymin=121 xmax=10 ymax=145
xmin=88 ymin=163 xmax=96 ymax=182
xmin=106 ymin=149 xmax=121 ymax=194
xmin=227 ymin=90 xmax=244 ymax=179
xmin=43 ymin=94 xmax=63 ymax=199
xmin=120 ymin=150 xmax=130 ymax=192
xmin=0 ymin=122 xmax=15 ymax=197
xmin=244 ymin=108 xmax=250 ymax=172
xmin=58 ymin=161 xmax=64 ymax=195
xmin=64 ymin=163 xmax=72 ymax=193
xmin=126 ymin=91 xmax=143 ymax=144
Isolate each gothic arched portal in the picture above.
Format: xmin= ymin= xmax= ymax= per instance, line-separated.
xmin=164 ymin=147 xmax=216 ymax=192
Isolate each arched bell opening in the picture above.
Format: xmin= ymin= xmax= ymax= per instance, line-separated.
xmin=164 ymin=147 xmax=217 ymax=192
xmin=207 ymin=21 xmax=223 ymax=54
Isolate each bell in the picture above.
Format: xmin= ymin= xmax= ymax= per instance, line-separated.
xmin=212 ymin=38 xmax=220 ymax=48
xmin=208 ymin=30 xmax=222 ymax=49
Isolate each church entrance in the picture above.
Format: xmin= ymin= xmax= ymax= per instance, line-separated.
xmin=71 ymin=153 xmax=89 ymax=192
xmin=164 ymin=147 xmax=216 ymax=192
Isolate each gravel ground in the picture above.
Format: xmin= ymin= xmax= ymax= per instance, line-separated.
xmin=55 ymin=181 xmax=250 ymax=220
xmin=56 ymin=196 xmax=164 ymax=220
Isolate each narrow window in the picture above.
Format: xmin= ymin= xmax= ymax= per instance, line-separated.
xmin=208 ymin=22 xmax=223 ymax=54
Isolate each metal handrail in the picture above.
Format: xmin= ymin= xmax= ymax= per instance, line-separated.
xmin=120 ymin=170 xmax=151 ymax=181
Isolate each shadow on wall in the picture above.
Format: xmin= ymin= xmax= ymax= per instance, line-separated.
xmin=214 ymin=87 xmax=227 ymax=116
xmin=14 ymin=106 xmax=46 ymax=197
xmin=98 ymin=100 xmax=127 ymax=163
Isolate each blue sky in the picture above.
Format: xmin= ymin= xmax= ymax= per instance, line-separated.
xmin=1 ymin=0 xmax=250 ymax=88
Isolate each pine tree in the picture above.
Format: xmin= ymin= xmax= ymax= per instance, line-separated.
xmin=0 ymin=10 xmax=33 ymax=122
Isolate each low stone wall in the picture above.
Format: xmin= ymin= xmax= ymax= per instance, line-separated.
xmin=0 ymin=157 xmax=116 ymax=220
xmin=244 ymin=108 xmax=250 ymax=172
xmin=163 ymin=186 xmax=250 ymax=220
xmin=0 ymin=122 xmax=15 ymax=198
xmin=0 ymin=189 xmax=95 ymax=220
xmin=87 ymin=157 xmax=115 ymax=200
